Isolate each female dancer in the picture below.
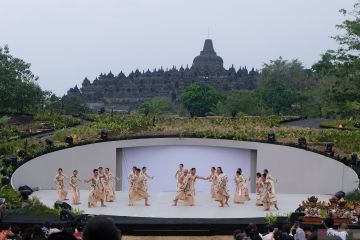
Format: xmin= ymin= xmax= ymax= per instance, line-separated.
xmin=54 ymin=168 xmax=68 ymax=201
xmin=174 ymin=163 xmax=184 ymax=189
xmin=69 ymin=169 xmax=82 ymax=205
xmin=216 ymin=167 xmax=229 ymax=207
xmin=97 ymin=167 xmax=106 ymax=203
xmin=84 ymin=169 xmax=106 ymax=208
xmin=255 ymin=172 xmax=264 ymax=206
xmin=104 ymin=168 xmax=120 ymax=202
xmin=189 ymin=168 xmax=209 ymax=198
xmin=238 ymin=168 xmax=250 ymax=201
xmin=208 ymin=167 xmax=218 ymax=199
xmin=173 ymin=169 xmax=194 ymax=206
xmin=141 ymin=166 xmax=154 ymax=193
xmin=264 ymin=169 xmax=277 ymax=194
xmin=234 ymin=170 xmax=246 ymax=204
xmin=261 ymin=173 xmax=279 ymax=211
xmin=128 ymin=168 xmax=150 ymax=206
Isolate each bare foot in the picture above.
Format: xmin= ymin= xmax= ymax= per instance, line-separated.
xmin=101 ymin=204 xmax=106 ymax=207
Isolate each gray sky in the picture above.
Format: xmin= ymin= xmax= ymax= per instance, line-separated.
xmin=0 ymin=0 xmax=355 ymax=96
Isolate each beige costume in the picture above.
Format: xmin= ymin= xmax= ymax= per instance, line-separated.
xmin=54 ymin=173 xmax=68 ymax=201
xmin=261 ymin=179 xmax=277 ymax=210
xmin=174 ymin=174 xmax=194 ymax=206
xmin=88 ymin=177 xmax=102 ymax=207
xmin=129 ymin=174 xmax=149 ymax=205
xmin=104 ymin=173 xmax=116 ymax=202
xmin=217 ymin=173 xmax=230 ymax=206
xmin=255 ymin=177 xmax=264 ymax=206
xmin=70 ymin=175 xmax=81 ymax=204
xmin=209 ymin=172 xmax=218 ymax=199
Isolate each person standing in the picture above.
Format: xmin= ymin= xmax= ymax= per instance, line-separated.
xmin=173 ymin=169 xmax=193 ymax=206
xmin=85 ymin=169 xmax=106 ymax=208
xmin=208 ymin=167 xmax=218 ymax=199
xmin=141 ymin=166 xmax=154 ymax=193
xmin=261 ymin=173 xmax=279 ymax=211
xmin=216 ymin=167 xmax=230 ymax=207
xmin=104 ymin=168 xmax=120 ymax=202
xmin=255 ymin=172 xmax=264 ymax=206
xmin=188 ymin=168 xmax=209 ymax=198
xmin=175 ymin=163 xmax=184 ymax=189
xmin=234 ymin=170 xmax=247 ymax=204
xmin=70 ymin=170 xmax=82 ymax=205
xmin=54 ymin=168 xmax=68 ymax=201
xmin=128 ymin=168 xmax=150 ymax=206
xmin=264 ymin=169 xmax=277 ymax=194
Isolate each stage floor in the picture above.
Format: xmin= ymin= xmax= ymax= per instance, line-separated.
xmin=33 ymin=190 xmax=330 ymax=219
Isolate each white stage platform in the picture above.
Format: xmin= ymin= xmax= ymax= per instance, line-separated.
xmin=33 ymin=190 xmax=330 ymax=219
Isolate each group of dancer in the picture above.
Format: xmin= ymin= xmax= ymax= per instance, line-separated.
xmin=54 ymin=164 xmax=279 ymax=211
xmin=54 ymin=167 xmax=119 ymax=208
xmin=173 ymin=164 xmax=279 ymax=210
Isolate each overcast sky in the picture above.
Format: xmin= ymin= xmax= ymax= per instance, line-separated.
xmin=0 ymin=0 xmax=356 ymax=96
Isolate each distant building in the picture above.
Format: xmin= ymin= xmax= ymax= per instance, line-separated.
xmin=66 ymin=39 xmax=260 ymax=111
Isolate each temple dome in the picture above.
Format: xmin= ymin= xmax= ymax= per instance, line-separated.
xmin=191 ymin=39 xmax=224 ymax=73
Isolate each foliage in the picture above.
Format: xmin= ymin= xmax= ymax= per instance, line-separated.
xmin=61 ymin=95 xmax=88 ymax=115
xmin=135 ymin=98 xmax=173 ymax=115
xmin=264 ymin=213 xmax=278 ymax=224
xmin=345 ymin=189 xmax=360 ymax=201
xmin=0 ymin=45 xmax=44 ymax=113
xmin=181 ymin=83 xmax=224 ymax=117
xmin=34 ymin=112 xmax=81 ymax=129
xmin=0 ymin=116 xmax=10 ymax=128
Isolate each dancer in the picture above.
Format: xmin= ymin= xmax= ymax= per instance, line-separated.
xmin=189 ymin=168 xmax=209 ymax=197
xmin=237 ymin=168 xmax=250 ymax=201
xmin=261 ymin=173 xmax=279 ymax=211
xmin=69 ymin=169 xmax=82 ymax=205
xmin=85 ymin=169 xmax=106 ymax=208
xmin=128 ymin=168 xmax=150 ymax=206
xmin=128 ymin=166 xmax=137 ymax=186
xmin=104 ymin=168 xmax=120 ymax=202
xmin=174 ymin=163 xmax=184 ymax=189
xmin=216 ymin=167 xmax=229 ymax=207
xmin=264 ymin=169 xmax=277 ymax=193
xmin=255 ymin=172 xmax=264 ymax=206
xmin=173 ymin=169 xmax=194 ymax=206
xmin=208 ymin=167 xmax=218 ymax=199
xmin=141 ymin=166 xmax=154 ymax=193
xmin=54 ymin=168 xmax=68 ymax=201
xmin=97 ymin=167 xmax=106 ymax=203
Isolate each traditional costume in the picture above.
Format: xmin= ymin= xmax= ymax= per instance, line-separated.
xmin=54 ymin=173 xmax=68 ymax=201
xmin=128 ymin=173 xmax=149 ymax=205
xmin=70 ymin=175 xmax=81 ymax=204
xmin=209 ymin=172 xmax=218 ymax=199
xmin=261 ymin=178 xmax=278 ymax=210
xmin=255 ymin=177 xmax=264 ymax=206
xmin=173 ymin=174 xmax=194 ymax=206
xmin=104 ymin=173 xmax=116 ymax=202
xmin=217 ymin=173 xmax=230 ymax=207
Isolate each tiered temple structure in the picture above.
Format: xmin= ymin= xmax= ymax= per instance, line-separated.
xmin=66 ymin=39 xmax=260 ymax=111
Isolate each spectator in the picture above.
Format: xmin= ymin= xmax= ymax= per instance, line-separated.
xmin=324 ymin=217 xmax=342 ymax=240
xmin=303 ymin=225 xmax=317 ymax=240
xmin=233 ymin=229 xmax=243 ymax=240
xmin=0 ymin=223 xmax=12 ymax=240
xmin=83 ymin=216 xmax=121 ymax=240
xmin=290 ymin=222 xmax=306 ymax=240
xmin=263 ymin=224 xmax=275 ymax=240
xmin=337 ymin=223 xmax=348 ymax=240
xmin=73 ymin=223 xmax=84 ymax=240
xmin=274 ymin=230 xmax=284 ymax=240
xmin=31 ymin=225 xmax=46 ymax=240
xmin=246 ymin=224 xmax=263 ymax=240
xmin=10 ymin=226 xmax=21 ymax=240
xmin=48 ymin=232 xmax=77 ymax=240
xmin=281 ymin=224 xmax=294 ymax=240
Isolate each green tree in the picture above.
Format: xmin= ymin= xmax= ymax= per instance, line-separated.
xmin=181 ymin=83 xmax=224 ymax=117
xmin=135 ymin=98 xmax=173 ymax=115
xmin=214 ymin=90 xmax=266 ymax=116
xmin=61 ymin=95 xmax=87 ymax=115
xmin=44 ymin=92 xmax=64 ymax=114
xmin=0 ymin=45 xmax=44 ymax=113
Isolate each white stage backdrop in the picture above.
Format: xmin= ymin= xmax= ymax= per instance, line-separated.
xmin=121 ymin=145 xmax=251 ymax=193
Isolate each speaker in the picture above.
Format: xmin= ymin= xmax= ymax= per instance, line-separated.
xmin=18 ymin=185 xmax=33 ymax=193
xmin=1 ymin=176 xmax=10 ymax=185
xmin=54 ymin=201 xmax=72 ymax=211
xmin=18 ymin=185 xmax=34 ymax=200
xmin=335 ymin=191 xmax=346 ymax=200
xmin=60 ymin=209 xmax=76 ymax=221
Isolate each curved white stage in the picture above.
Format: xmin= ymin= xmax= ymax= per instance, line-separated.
xmin=12 ymin=138 xmax=358 ymax=194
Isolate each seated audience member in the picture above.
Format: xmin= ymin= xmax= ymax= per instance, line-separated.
xmin=246 ymin=224 xmax=262 ymax=240
xmin=324 ymin=217 xmax=342 ymax=240
xmin=233 ymin=229 xmax=243 ymax=240
xmin=337 ymin=223 xmax=348 ymax=240
xmin=9 ymin=226 xmax=21 ymax=240
xmin=290 ymin=222 xmax=306 ymax=240
xmin=31 ymin=225 xmax=47 ymax=240
xmin=281 ymin=224 xmax=295 ymax=240
xmin=73 ymin=223 xmax=84 ymax=240
xmin=83 ymin=216 xmax=122 ymax=240
xmin=0 ymin=223 xmax=12 ymax=240
xmin=263 ymin=224 xmax=275 ymax=240
xmin=303 ymin=225 xmax=317 ymax=240
xmin=48 ymin=232 xmax=77 ymax=240
xmin=274 ymin=230 xmax=284 ymax=240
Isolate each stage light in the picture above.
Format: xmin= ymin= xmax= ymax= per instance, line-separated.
xmin=45 ymin=138 xmax=53 ymax=147
xmin=3 ymin=155 xmax=17 ymax=166
xmin=100 ymin=129 xmax=108 ymax=140
xmin=17 ymin=149 xmax=27 ymax=158
xmin=19 ymin=189 xmax=33 ymax=200
xmin=54 ymin=201 xmax=72 ymax=210
xmin=231 ymin=110 xmax=237 ymax=118
xmin=351 ymin=153 xmax=358 ymax=166
xmin=144 ymin=107 xmax=150 ymax=116
xmin=65 ymin=136 xmax=73 ymax=146
xmin=1 ymin=176 xmax=10 ymax=185
xmin=267 ymin=131 xmax=275 ymax=142
xmin=354 ymin=122 xmax=360 ymax=128
xmin=298 ymin=137 xmax=307 ymax=146
xmin=325 ymin=142 xmax=334 ymax=153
